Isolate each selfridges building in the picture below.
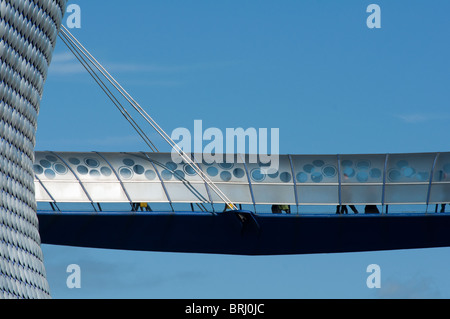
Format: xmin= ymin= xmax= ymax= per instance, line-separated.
xmin=0 ymin=0 xmax=67 ymax=298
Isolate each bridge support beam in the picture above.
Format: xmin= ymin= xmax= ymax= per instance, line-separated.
xmin=37 ymin=212 xmax=450 ymax=255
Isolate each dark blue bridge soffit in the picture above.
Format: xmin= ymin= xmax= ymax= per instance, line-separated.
xmin=37 ymin=211 xmax=450 ymax=255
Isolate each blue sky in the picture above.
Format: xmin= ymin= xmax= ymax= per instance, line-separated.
xmin=36 ymin=1 xmax=450 ymax=298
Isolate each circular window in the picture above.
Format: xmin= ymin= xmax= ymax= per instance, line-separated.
xmin=220 ymin=171 xmax=232 ymax=182
xmin=388 ymin=169 xmax=401 ymax=181
xmin=207 ymin=166 xmax=218 ymax=177
xmin=145 ymin=169 xmax=156 ymax=180
xmin=402 ymin=166 xmax=415 ymax=178
xmin=165 ymin=161 xmax=177 ymax=171
xmin=33 ymin=164 xmax=43 ymax=175
xmin=184 ymin=164 xmax=197 ymax=176
xmin=119 ymin=167 xmax=133 ymax=179
xmin=100 ymin=166 xmax=112 ymax=176
xmin=161 ymin=170 xmax=173 ymax=180
xmin=39 ymin=159 xmax=51 ymax=168
xmin=77 ymin=165 xmax=88 ymax=175
xmin=233 ymin=168 xmax=245 ymax=178
xmin=280 ymin=172 xmax=291 ymax=183
xmin=133 ymin=164 xmax=145 ymax=174
xmin=44 ymin=169 xmax=55 ymax=179
xmin=69 ymin=157 xmax=80 ymax=165
xmin=85 ymin=158 xmax=99 ymax=168
xmin=303 ymin=164 xmax=314 ymax=173
xmin=343 ymin=167 xmax=355 ymax=178
xmin=356 ymin=171 xmax=369 ymax=182
xmin=251 ymin=168 xmax=265 ymax=182
xmin=322 ymin=166 xmax=336 ymax=177
xmin=54 ymin=163 xmax=67 ymax=175
xmin=296 ymin=172 xmax=308 ymax=183
xmin=89 ymin=169 xmax=100 ymax=177
xmin=123 ymin=158 xmax=135 ymax=166
xmin=268 ymin=170 xmax=279 ymax=179
xmin=311 ymin=172 xmax=323 ymax=183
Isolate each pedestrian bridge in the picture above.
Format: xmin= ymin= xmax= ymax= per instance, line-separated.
xmin=34 ymin=151 xmax=450 ymax=209
xmin=34 ymin=151 xmax=450 ymax=255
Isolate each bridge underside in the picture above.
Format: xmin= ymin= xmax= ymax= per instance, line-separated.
xmin=37 ymin=211 xmax=450 ymax=255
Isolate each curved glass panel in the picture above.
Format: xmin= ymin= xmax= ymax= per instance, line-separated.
xmin=291 ymin=155 xmax=338 ymax=204
xmin=340 ymin=154 xmax=385 ymax=204
xmin=429 ymin=152 xmax=450 ymax=204
xmin=384 ymin=153 xmax=436 ymax=204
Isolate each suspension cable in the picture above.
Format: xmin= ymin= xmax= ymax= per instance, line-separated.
xmin=58 ymin=26 xmax=237 ymax=210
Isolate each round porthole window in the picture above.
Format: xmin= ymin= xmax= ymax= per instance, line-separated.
xmin=69 ymin=157 xmax=80 ymax=165
xmin=184 ymin=164 xmax=197 ymax=176
xmin=356 ymin=171 xmax=369 ymax=182
xmin=251 ymin=168 xmax=265 ymax=182
xmin=77 ymin=165 xmax=88 ymax=175
xmin=343 ymin=167 xmax=355 ymax=178
xmin=233 ymin=168 xmax=245 ymax=178
xmin=33 ymin=164 xmax=43 ymax=175
xmin=303 ymin=164 xmax=314 ymax=173
xmin=220 ymin=171 xmax=232 ymax=182
xmin=322 ymin=166 xmax=337 ymax=177
xmin=39 ymin=159 xmax=51 ymax=168
xmin=119 ymin=167 xmax=133 ymax=179
xmin=311 ymin=172 xmax=323 ymax=183
xmin=85 ymin=158 xmax=99 ymax=168
xmin=207 ymin=166 xmax=218 ymax=177
xmin=165 ymin=162 xmax=177 ymax=171
xmin=280 ymin=172 xmax=291 ymax=183
xmin=388 ymin=169 xmax=401 ymax=181
xmin=89 ymin=169 xmax=100 ymax=177
xmin=123 ymin=158 xmax=135 ymax=166
xmin=145 ymin=169 xmax=156 ymax=180
xmin=54 ymin=163 xmax=67 ymax=175
xmin=161 ymin=170 xmax=173 ymax=180
xmin=44 ymin=169 xmax=55 ymax=179
xmin=133 ymin=164 xmax=145 ymax=174
xmin=100 ymin=166 xmax=112 ymax=176
xmin=296 ymin=172 xmax=308 ymax=183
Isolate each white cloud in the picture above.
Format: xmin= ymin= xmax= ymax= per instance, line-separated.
xmin=48 ymin=50 xmax=233 ymax=76
xmin=394 ymin=112 xmax=450 ymax=123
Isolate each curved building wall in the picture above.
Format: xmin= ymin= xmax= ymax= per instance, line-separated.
xmin=0 ymin=0 xmax=66 ymax=298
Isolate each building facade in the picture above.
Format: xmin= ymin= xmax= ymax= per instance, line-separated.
xmin=0 ymin=0 xmax=66 ymax=298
